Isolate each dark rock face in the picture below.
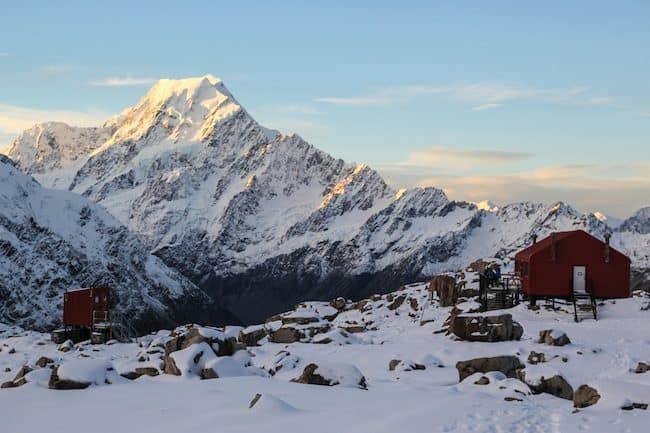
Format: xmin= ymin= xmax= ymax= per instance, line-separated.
xmin=239 ymin=327 xmax=267 ymax=347
xmin=451 ymin=314 xmax=523 ymax=342
xmin=456 ymin=356 xmax=523 ymax=381
xmin=573 ymin=384 xmax=601 ymax=408
xmin=268 ymin=327 xmax=305 ymax=344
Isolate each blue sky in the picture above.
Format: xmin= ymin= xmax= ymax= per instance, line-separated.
xmin=0 ymin=1 xmax=648 ymax=216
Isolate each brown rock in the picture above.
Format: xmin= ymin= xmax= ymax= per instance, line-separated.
xmin=35 ymin=357 xmax=54 ymax=368
xmin=519 ymin=371 xmax=573 ymax=400
xmin=573 ymin=385 xmax=600 ymax=408
xmin=527 ymin=351 xmax=546 ymax=365
xmin=163 ymin=356 xmax=181 ymax=376
xmin=451 ymin=314 xmax=523 ymax=342
xmin=200 ymin=368 xmax=219 ymax=380
xmin=329 ymin=297 xmax=347 ymax=310
xmin=387 ymin=294 xmax=407 ymax=311
xmin=268 ymin=327 xmax=305 ymax=344
xmin=48 ymin=367 xmax=90 ymax=390
xmin=635 ymin=362 xmax=648 ymax=374
xmin=467 ymin=259 xmax=490 ymax=274
xmin=456 ymin=356 xmax=523 ymax=381
xmin=429 ymin=275 xmax=457 ymax=307
xmin=239 ymin=327 xmax=268 ymax=347
xmin=474 ymin=376 xmax=490 ymax=385
xmin=409 ymin=297 xmax=419 ymax=311
xmin=388 ymin=359 xmax=401 ymax=371
xmin=539 ymin=330 xmax=571 ymax=346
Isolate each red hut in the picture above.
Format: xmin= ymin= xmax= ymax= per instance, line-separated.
xmin=51 ymin=286 xmax=112 ymax=344
xmin=63 ymin=286 xmax=111 ymax=327
xmin=515 ymin=230 xmax=630 ymax=301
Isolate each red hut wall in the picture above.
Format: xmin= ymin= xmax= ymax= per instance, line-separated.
xmin=63 ymin=287 xmax=111 ymax=327
xmin=516 ymin=230 xmax=630 ymax=299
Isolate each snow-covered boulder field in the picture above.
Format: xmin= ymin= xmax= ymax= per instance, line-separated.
xmin=1 ymin=281 xmax=649 ymax=433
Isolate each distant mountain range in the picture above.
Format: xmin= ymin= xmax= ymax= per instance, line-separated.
xmin=5 ymin=75 xmax=649 ymax=324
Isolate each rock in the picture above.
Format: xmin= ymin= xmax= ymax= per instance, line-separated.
xmin=268 ymin=327 xmax=305 ymax=344
xmin=518 ymin=371 xmax=573 ymax=400
xmin=451 ymin=314 xmax=523 ymax=342
xmin=388 ymin=359 xmax=401 ymax=371
xmin=340 ymin=325 xmax=366 ymax=334
xmin=239 ymin=326 xmax=267 ymax=347
xmin=504 ymin=396 xmax=523 ymax=402
xmin=352 ymin=299 xmax=369 ymax=311
xmin=387 ymin=294 xmax=407 ymax=310
xmin=474 ymin=376 xmax=490 ymax=385
xmin=635 ymin=362 xmax=648 ymax=373
xmin=429 ymin=275 xmax=457 ymax=307
xmin=165 ymin=327 xmax=240 ymax=358
xmin=8 ymin=348 xmax=16 ymax=354
xmin=539 ymin=329 xmax=571 ymax=346
xmin=467 ymin=259 xmax=490 ymax=274
xmin=292 ymin=363 xmax=367 ymax=389
xmin=200 ymin=368 xmax=219 ymax=380
xmin=456 ymin=356 xmax=523 ymax=381
xmin=35 ymin=356 xmax=54 ymax=368
xmin=573 ymin=385 xmax=600 ymax=408
xmin=48 ymin=367 xmax=90 ymax=390
xmin=122 ymin=366 xmax=160 ymax=380
xmin=163 ymin=356 xmax=181 ymax=376
xmin=409 ymin=297 xmax=419 ymax=311
xmin=527 ymin=351 xmax=546 ymax=365
xmin=58 ymin=340 xmax=74 ymax=353
xmin=249 ymin=393 xmax=262 ymax=408
xmin=281 ymin=315 xmax=319 ymax=326
xmin=329 ymin=297 xmax=347 ymax=310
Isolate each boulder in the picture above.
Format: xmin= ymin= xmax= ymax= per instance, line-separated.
xmin=451 ymin=314 xmax=523 ymax=342
xmin=527 ymin=351 xmax=546 ymax=365
xmin=163 ymin=356 xmax=181 ymax=376
xmin=573 ymin=384 xmax=600 ymax=408
xmin=387 ymin=294 xmax=407 ymax=310
xmin=456 ymin=356 xmax=523 ymax=381
xmin=200 ymin=368 xmax=219 ymax=380
xmin=329 ymin=297 xmax=347 ymax=310
xmin=123 ymin=366 xmax=160 ymax=379
xmin=635 ymin=362 xmax=648 ymax=374
xmin=518 ymin=371 xmax=573 ymax=400
xmin=58 ymin=340 xmax=74 ymax=352
xmin=292 ymin=363 xmax=367 ymax=389
xmin=48 ymin=367 xmax=90 ymax=390
xmin=474 ymin=376 xmax=490 ymax=385
xmin=539 ymin=329 xmax=571 ymax=346
xmin=429 ymin=275 xmax=457 ymax=307
xmin=467 ymin=259 xmax=490 ymax=274
xmin=165 ymin=327 xmax=240 ymax=357
xmin=268 ymin=327 xmax=305 ymax=344
xmin=239 ymin=326 xmax=267 ymax=347
xmin=35 ymin=356 xmax=54 ymax=368
xmin=388 ymin=359 xmax=425 ymax=372
xmin=249 ymin=393 xmax=263 ymax=408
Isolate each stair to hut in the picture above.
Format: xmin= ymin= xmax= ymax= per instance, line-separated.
xmin=572 ymin=292 xmax=597 ymax=322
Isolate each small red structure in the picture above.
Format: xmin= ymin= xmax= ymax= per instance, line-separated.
xmin=51 ymin=286 xmax=113 ymax=344
xmin=515 ymin=230 xmax=630 ymax=300
xmin=63 ymin=286 xmax=111 ymax=327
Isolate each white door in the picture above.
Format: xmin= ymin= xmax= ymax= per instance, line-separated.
xmin=573 ymin=266 xmax=586 ymax=294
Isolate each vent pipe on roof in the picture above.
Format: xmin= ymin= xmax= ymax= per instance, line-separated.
xmin=532 ymin=234 xmax=538 ymax=245
xmin=551 ymin=232 xmax=557 ymax=261
xmin=604 ymin=233 xmax=611 ymax=264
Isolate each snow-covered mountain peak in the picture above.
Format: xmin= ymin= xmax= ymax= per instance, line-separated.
xmin=100 ymin=75 xmax=242 ymax=147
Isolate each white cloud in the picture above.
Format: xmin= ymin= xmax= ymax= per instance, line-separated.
xmin=471 ymin=103 xmax=502 ymax=112
xmin=89 ymin=76 xmax=156 ymax=87
xmin=379 ymin=161 xmax=650 ymax=217
xmin=315 ymin=81 xmax=611 ymax=110
xmin=378 ymin=147 xmax=534 ymax=171
xmin=0 ymin=103 xmax=110 ymax=139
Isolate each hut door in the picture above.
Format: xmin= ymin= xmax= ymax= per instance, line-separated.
xmin=573 ymin=266 xmax=587 ymax=294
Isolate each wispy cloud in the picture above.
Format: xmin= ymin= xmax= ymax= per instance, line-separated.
xmin=89 ymin=76 xmax=157 ymax=87
xmin=315 ymin=81 xmax=612 ymax=111
xmin=471 ymin=103 xmax=502 ymax=112
xmin=379 ymin=161 xmax=650 ymax=216
xmin=0 ymin=103 xmax=110 ymax=139
xmin=379 ymin=146 xmax=534 ymax=171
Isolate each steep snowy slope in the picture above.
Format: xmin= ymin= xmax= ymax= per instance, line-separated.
xmin=0 ymin=155 xmax=236 ymax=331
xmin=7 ymin=76 xmax=649 ymax=322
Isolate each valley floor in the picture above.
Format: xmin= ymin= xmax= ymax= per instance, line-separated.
xmin=1 ymin=283 xmax=649 ymax=433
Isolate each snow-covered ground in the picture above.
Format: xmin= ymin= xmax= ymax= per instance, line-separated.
xmin=1 ymin=280 xmax=649 ymax=433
